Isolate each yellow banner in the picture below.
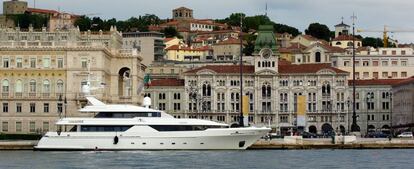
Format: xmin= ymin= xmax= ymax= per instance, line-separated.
xmin=297 ymin=95 xmax=306 ymax=116
xmin=242 ymin=95 xmax=249 ymax=116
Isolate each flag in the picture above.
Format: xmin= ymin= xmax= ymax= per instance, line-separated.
xmin=144 ymin=74 xmax=151 ymax=89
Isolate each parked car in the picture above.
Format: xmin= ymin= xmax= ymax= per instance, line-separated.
xmin=397 ymin=132 xmax=413 ymax=138
xmin=366 ymin=132 xmax=389 ymax=138
xmin=301 ymin=131 xmax=318 ymax=138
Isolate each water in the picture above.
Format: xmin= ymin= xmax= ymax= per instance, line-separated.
xmin=0 ymin=149 xmax=412 ymax=169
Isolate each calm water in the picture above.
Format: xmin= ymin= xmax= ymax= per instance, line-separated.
xmin=0 ymin=149 xmax=412 ymax=169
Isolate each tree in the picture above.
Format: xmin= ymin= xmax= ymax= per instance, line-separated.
xmin=243 ymin=34 xmax=256 ymax=56
xmin=362 ymin=37 xmax=384 ymax=48
xmin=74 ymin=16 xmax=91 ymax=31
xmin=11 ymin=13 xmax=48 ymax=29
xmin=161 ymin=26 xmax=180 ymax=38
xmin=273 ymin=23 xmax=300 ymax=36
xmin=305 ymin=23 xmax=331 ymax=41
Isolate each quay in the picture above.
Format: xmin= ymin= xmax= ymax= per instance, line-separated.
xmin=250 ymin=137 xmax=414 ymax=149
xmin=0 ymin=141 xmax=38 ymax=150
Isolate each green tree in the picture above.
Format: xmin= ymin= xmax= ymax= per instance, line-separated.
xmin=11 ymin=13 xmax=48 ymax=29
xmin=305 ymin=23 xmax=331 ymax=41
xmin=243 ymin=34 xmax=257 ymax=56
xmin=362 ymin=37 xmax=384 ymax=48
xmin=161 ymin=26 xmax=180 ymax=38
xmin=74 ymin=16 xmax=91 ymax=31
xmin=273 ymin=23 xmax=300 ymax=36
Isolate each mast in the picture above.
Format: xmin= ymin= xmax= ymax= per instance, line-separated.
xmin=239 ymin=15 xmax=244 ymax=127
xmin=350 ymin=13 xmax=359 ymax=132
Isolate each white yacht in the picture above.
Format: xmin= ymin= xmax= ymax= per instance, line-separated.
xmin=35 ymin=96 xmax=270 ymax=150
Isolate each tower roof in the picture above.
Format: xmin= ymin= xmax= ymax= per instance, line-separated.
xmin=335 ymin=21 xmax=349 ymax=27
xmin=253 ymin=25 xmax=277 ymax=54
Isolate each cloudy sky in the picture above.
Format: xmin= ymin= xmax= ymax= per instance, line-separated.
xmin=3 ymin=0 xmax=414 ymax=43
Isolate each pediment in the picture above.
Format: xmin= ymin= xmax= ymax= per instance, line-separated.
xmin=255 ymin=69 xmax=277 ymax=75
xmin=317 ymin=69 xmax=336 ymax=75
xmin=196 ymin=69 xmax=217 ymax=75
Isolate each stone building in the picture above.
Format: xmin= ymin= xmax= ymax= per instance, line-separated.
xmin=392 ymin=76 xmax=414 ymax=133
xmin=0 ymin=26 xmax=144 ymax=134
xmin=145 ymin=25 xmax=350 ymax=135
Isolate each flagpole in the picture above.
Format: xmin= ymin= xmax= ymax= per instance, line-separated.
xmin=239 ymin=15 xmax=244 ymax=127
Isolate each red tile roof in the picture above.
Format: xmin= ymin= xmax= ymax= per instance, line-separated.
xmin=185 ymin=62 xmax=347 ymax=74
xmin=164 ymin=38 xmax=175 ymax=42
xmin=279 ymin=63 xmax=348 ymax=74
xmin=332 ymin=35 xmax=361 ymax=41
xmin=165 ymin=45 xmax=210 ymax=51
xmin=151 ymin=78 xmax=185 ymax=86
xmin=185 ymin=65 xmax=255 ymax=74
xmin=391 ymin=76 xmax=414 ymax=87
xmin=27 ymin=8 xmax=59 ymax=14
xmin=348 ymin=79 xmax=405 ymax=86
xmin=215 ymin=37 xmax=240 ymax=45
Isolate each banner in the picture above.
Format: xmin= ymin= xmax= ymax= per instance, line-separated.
xmin=242 ymin=95 xmax=249 ymax=127
xmin=296 ymin=95 xmax=306 ymax=127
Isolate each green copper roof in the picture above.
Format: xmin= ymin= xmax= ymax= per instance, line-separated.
xmin=254 ymin=25 xmax=277 ymax=54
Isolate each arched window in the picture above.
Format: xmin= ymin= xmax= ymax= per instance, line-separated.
xmin=2 ymin=80 xmax=9 ymax=92
xmin=258 ymin=62 xmax=261 ymax=67
xmin=43 ymin=80 xmax=50 ymax=93
xmin=335 ymin=42 xmax=341 ymax=45
xmin=207 ymin=84 xmax=211 ymax=96
xmin=57 ymin=80 xmax=64 ymax=93
xmin=202 ymin=84 xmax=206 ymax=96
xmin=347 ymin=42 xmax=353 ymax=47
xmin=29 ymin=79 xmax=36 ymax=93
xmin=266 ymin=85 xmax=271 ymax=97
xmin=15 ymin=80 xmax=22 ymax=93
xmin=315 ymin=52 xmax=321 ymax=62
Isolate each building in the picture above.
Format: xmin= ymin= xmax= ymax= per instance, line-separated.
xmin=392 ymin=76 xmax=414 ymax=133
xmin=122 ymin=31 xmax=165 ymax=66
xmin=0 ymin=26 xmax=144 ymax=134
xmin=165 ymin=45 xmax=212 ymax=61
xmin=330 ymin=35 xmax=362 ymax=49
xmin=331 ymin=47 xmax=414 ymax=80
xmin=334 ymin=21 xmax=350 ymax=38
xmin=349 ymin=79 xmax=401 ymax=135
xmin=145 ymin=25 xmax=350 ymax=135
xmin=212 ymin=37 xmax=241 ymax=61
xmin=3 ymin=0 xmax=27 ymax=15
xmin=172 ymin=7 xmax=193 ymax=20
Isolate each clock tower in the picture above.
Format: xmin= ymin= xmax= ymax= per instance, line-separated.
xmin=253 ymin=25 xmax=278 ymax=73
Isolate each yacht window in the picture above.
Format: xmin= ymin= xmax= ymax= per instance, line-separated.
xmin=80 ymin=125 xmax=132 ymax=132
xmin=149 ymin=125 xmax=224 ymax=132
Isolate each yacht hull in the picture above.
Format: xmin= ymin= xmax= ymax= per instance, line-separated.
xmin=35 ymin=127 xmax=270 ymax=150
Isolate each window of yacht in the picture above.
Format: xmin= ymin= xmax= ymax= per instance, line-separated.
xmin=149 ymin=125 xmax=224 ymax=131
xmin=80 ymin=125 xmax=133 ymax=132
xmin=95 ymin=112 xmax=161 ymax=118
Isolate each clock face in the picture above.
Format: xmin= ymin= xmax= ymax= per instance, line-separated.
xmin=261 ymin=48 xmax=272 ymax=59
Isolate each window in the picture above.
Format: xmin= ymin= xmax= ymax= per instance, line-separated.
xmin=43 ymin=122 xmax=49 ymax=132
xmin=372 ymin=61 xmax=379 ymax=66
xmin=57 ymin=80 xmax=64 ymax=93
xmin=2 ymin=122 xmax=8 ymax=132
xmin=315 ymin=52 xmax=321 ymax=62
xmin=81 ymin=58 xmax=88 ymax=68
xmin=16 ymin=58 xmax=22 ymax=68
xmin=354 ymin=61 xmax=360 ymax=67
xmin=355 ymin=72 xmax=360 ymax=79
xmin=382 ymin=50 xmax=387 ymax=55
xmin=372 ymin=72 xmax=378 ymax=79
xmin=34 ymin=36 xmax=40 ymax=41
xmin=16 ymin=103 xmax=22 ymax=113
xmin=401 ymin=61 xmax=407 ymax=66
xmin=57 ymin=58 xmax=63 ymax=68
xmin=382 ymin=61 xmax=388 ymax=66
xmin=43 ymin=58 xmax=50 ymax=68
xmin=344 ymin=61 xmax=350 ymax=66
xmin=392 ymin=72 xmax=398 ymax=78
xmin=391 ymin=61 xmax=398 ymax=66
xmin=57 ymin=103 xmax=63 ymax=113
xmin=2 ymin=80 xmax=9 ymax=93
xmin=401 ymin=50 xmax=406 ymax=55
xmin=15 ymin=79 xmax=23 ymax=94
xmin=363 ymin=61 xmax=369 ymax=66
xmin=43 ymin=103 xmax=49 ymax=113
xmin=401 ymin=72 xmax=407 ymax=77
xmin=30 ymin=103 xmax=36 ymax=113
xmin=3 ymin=58 xmax=9 ymax=68
xmin=43 ymin=80 xmax=50 ymax=93
xmin=15 ymin=122 xmax=22 ymax=132
xmin=30 ymin=58 xmax=36 ymax=68
xmin=391 ymin=50 xmax=396 ymax=55
xmin=363 ymin=72 xmax=369 ymax=78
xmin=29 ymin=121 xmax=35 ymax=132
xmin=29 ymin=80 xmax=36 ymax=93
xmin=382 ymin=72 xmax=388 ymax=78
xmin=2 ymin=103 xmax=8 ymax=113
xmin=48 ymin=36 xmax=54 ymax=41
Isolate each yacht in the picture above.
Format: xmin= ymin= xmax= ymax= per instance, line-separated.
xmin=35 ymin=96 xmax=270 ymax=150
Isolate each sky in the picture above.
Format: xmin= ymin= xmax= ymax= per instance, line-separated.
xmin=3 ymin=0 xmax=414 ymax=43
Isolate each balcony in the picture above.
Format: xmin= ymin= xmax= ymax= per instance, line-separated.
xmin=14 ymin=92 xmax=23 ymax=98
xmin=42 ymin=93 xmax=50 ymax=98
xmin=1 ymin=92 xmax=9 ymax=98
xmin=28 ymin=93 xmax=36 ymax=98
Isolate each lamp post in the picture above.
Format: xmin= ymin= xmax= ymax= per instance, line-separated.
xmin=390 ymin=93 xmax=393 ymax=137
xmin=347 ymin=98 xmax=351 ymax=133
xmin=350 ymin=13 xmax=360 ymax=132
xmin=366 ymin=92 xmax=374 ymax=135
xmin=64 ymin=96 xmax=67 ymax=131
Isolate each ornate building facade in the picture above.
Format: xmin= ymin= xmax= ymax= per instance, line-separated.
xmin=0 ymin=26 xmax=144 ymax=134
xmin=145 ymin=26 xmax=350 ymax=135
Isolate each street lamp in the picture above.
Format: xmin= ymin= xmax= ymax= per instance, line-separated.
xmin=390 ymin=93 xmax=393 ymax=137
xmin=366 ymin=92 xmax=374 ymax=135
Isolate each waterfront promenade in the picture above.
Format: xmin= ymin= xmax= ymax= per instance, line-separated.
xmin=2 ymin=138 xmax=414 ymax=150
